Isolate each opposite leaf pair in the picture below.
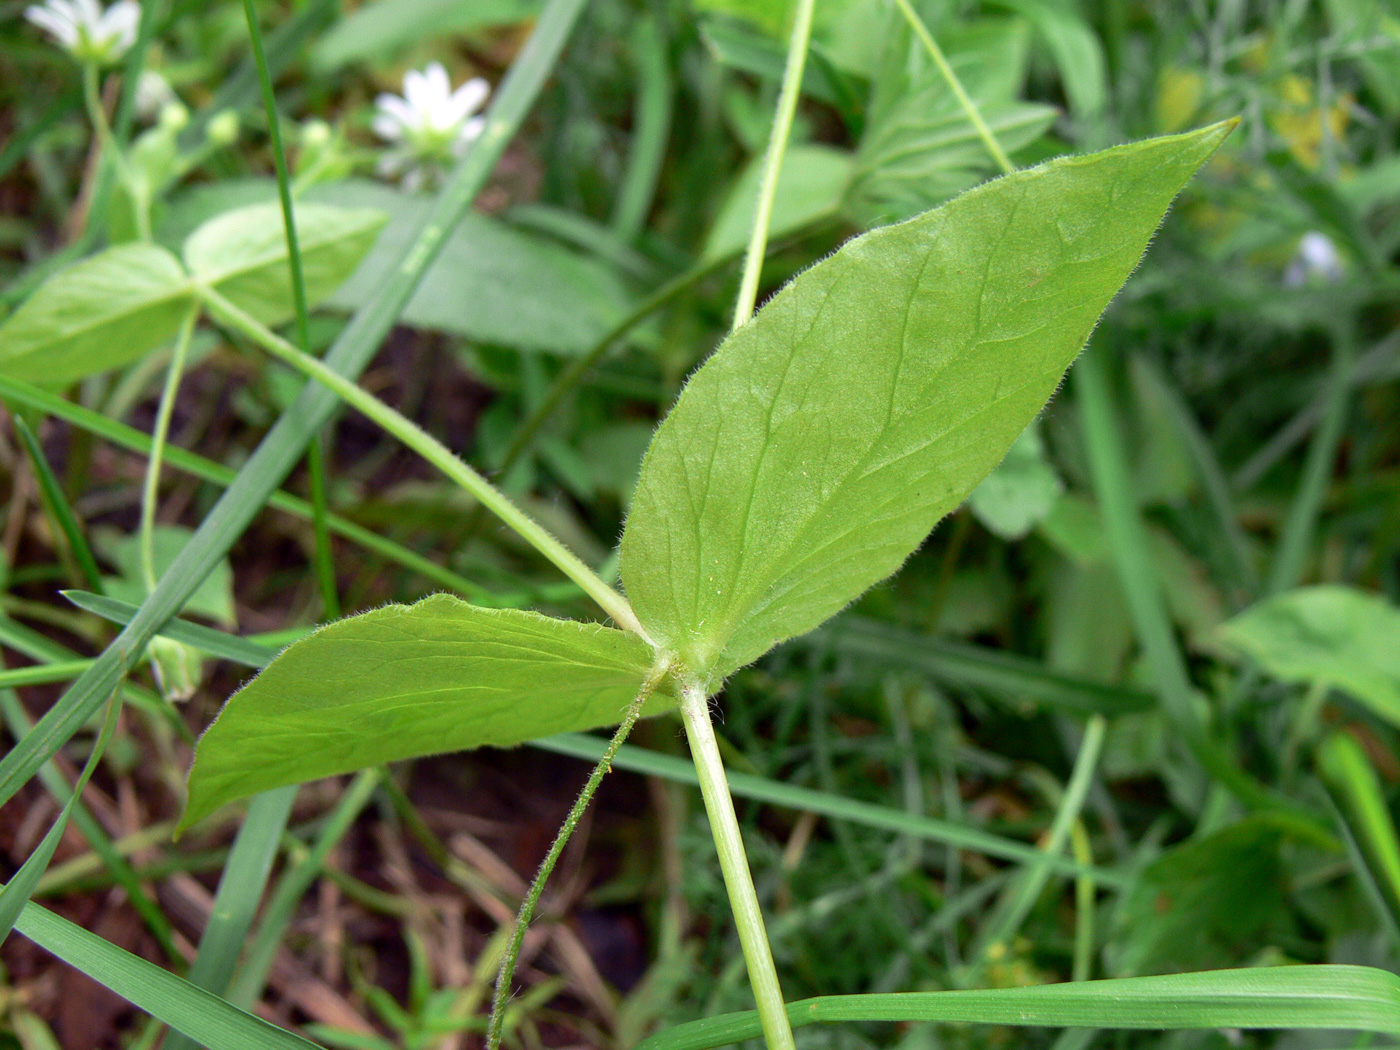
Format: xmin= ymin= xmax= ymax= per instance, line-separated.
xmin=180 ymin=120 xmax=1235 ymax=831
xmin=0 ymin=202 xmax=384 ymax=388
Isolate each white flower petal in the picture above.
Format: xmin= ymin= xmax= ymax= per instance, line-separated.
xmin=371 ymin=112 xmax=406 ymax=141
xmin=422 ymin=62 xmax=452 ymax=105
xmin=25 ymin=4 xmax=80 ymax=46
xmin=100 ymin=0 xmax=140 ymax=51
xmin=450 ymin=77 xmax=490 ymax=119
xmin=72 ymin=0 xmax=103 ymax=26
xmin=374 ymin=92 xmax=419 ymax=132
xmin=401 ymin=67 xmax=433 ymax=112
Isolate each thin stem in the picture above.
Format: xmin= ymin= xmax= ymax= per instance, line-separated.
xmin=731 ymin=0 xmax=817 ymax=329
xmin=892 ymin=0 xmax=1014 ymax=176
xmin=241 ymin=0 xmax=311 ymax=358
xmin=680 ymin=681 xmax=796 ymax=1050
xmin=486 ymin=661 xmax=672 ymax=1049
xmin=972 ymin=716 xmax=1106 ymax=961
xmin=195 ymin=285 xmax=646 ymax=638
xmin=241 ymin=0 xmax=339 ymax=619
xmin=306 ymin=435 xmax=340 ymax=619
xmin=82 ymin=64 xmax=149 ymax=241
xmin=140 ymin=307 xmax=199 ymax=593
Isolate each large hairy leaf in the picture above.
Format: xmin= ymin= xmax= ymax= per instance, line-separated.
xmin=0 ymin=244 xmax=193 ymax=385
xmin=1218 ymin=584 xmax=1400 ymax=728
xmin=181 ymin=595 xmax=666 ymax=830
xmin=183 ymin=201 xmax=387 ymax=327
xmin=620 ymin=123 xmax=1233 ymax=683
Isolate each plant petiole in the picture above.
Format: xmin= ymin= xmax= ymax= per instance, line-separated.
xmin=680 ymin=679 xmax=797 ymax=1050
xmin=193 ymin=282 xmax=648 ymax=639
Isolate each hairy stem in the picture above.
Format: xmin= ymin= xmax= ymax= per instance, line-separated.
xmin=731 ymin=0 xmax=817 ymax=328
xmin=487 ymin=661 xmax=671 ymax=1049
xmin=139 ymin=307 xmax=199 ymax=593
xmin=195 ymin=284 xmax=647 ymax=638
xmin=680 ymin=680 xmax=796 ymax=1050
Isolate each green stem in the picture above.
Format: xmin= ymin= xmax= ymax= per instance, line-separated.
xmin=82 ymin=63 xmax=149 ymax=241
xmin=306 ymin=435 xmax=340 ymax=619
xmin=731 ymin=0 xmax=817 ymax=328
xmin=680 ymin=680 xmax=796 ymax=1050
xmin=486 ymin=660 xmax=672 ymax=1049
xmin=140 ymin=307 xmax=199 ymax=593
xmin=195 ymin=285 xmax=645 ymax=638
xmin=892 ymin=0 xmax=1014 ymax=176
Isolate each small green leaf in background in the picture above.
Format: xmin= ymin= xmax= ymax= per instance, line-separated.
xmin=1217 ymin=585 xmax=1400 ymax=729
xmin=183 ymin=201 xmax=387 ymax=328
xmin=621 ymin=123 xmax=1234 ymax=683
xmin=987 ymin=0 xmax=1108 ymax=120
xmin=181 ymin=594 xmax=669 ymax=830
xmin=1107 ymin=817 xmax=1287 ymax=977
xmin=849 ymin=16 xmax=1057 ymax=227
xmin=313 ymin=180 xmax=639 ymax=355
xmin=968 ymin=423 xmax=1062 ymax=540
xmin=703 ymin=143 xmax=852 ymax=262
xmin=0 ymin=244 xmax=193 ymax=386
xmin=95 ymin=525 xmax=237 ymax=628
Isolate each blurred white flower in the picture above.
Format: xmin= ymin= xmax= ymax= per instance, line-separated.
xmin=1283 ymin=231 xmax=1345 ymax=287
xmin=24 ymin=0 xmax=140 ymax=66
xmin=373 ymin=62 xmax=489 ymax=190
xmin=134 ymin=68 xmax=175 ymax=120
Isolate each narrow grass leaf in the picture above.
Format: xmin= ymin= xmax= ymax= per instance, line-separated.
xmin=1318 ymin=732 xmax=1400 ymax=938
xmin=0 ymin=699 xmax=119 ymax=943
xmin=183 ymin=203 xmax=387 ymax=328
xmin=181 ymin=595 xmax=667 ymax=829
xmin=11 ymin=416 xmax=105 ymax=593
xmin=13 ymin=902 xmax=323 ymax=1050
xmin=0 ymin=244 xmax=193 ymax=385
xmin=633 ymin=966 xmax=1400 ymax=1050
xmin=1218 ymin=585 xmax=1400 ymax=728
xmin=622 ymin=123 xmax=1234 ymax=683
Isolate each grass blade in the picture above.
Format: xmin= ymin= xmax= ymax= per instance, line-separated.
xmin=13 ymin=901 xmax=324 ymax=1050
xmin=10 ymin=416 xmax=105 ymax=594
xmin=0 ymin=696 xmax=120 ymax=943
xmin=162 ymin=786 xmax=299 ymax=1050
xmin=633 ymin=966 xmax=1400 ymax=1050
xmin=0 ymin=0 xmax=592 ymax=812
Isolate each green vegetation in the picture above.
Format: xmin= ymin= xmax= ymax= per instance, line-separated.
xmin=0 ymin=1 xmax=1398 ymax=1048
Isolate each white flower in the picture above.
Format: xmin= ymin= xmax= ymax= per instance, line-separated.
xmin=133 ymin=69 xmax=175 ymax=120
xmin=1283 ymin=231 xmax=1345 ymax=287
xmin=372 ymin=62 xmax=489 ymax=190
xmin=24 ymin=0 xmax=140 ymax=66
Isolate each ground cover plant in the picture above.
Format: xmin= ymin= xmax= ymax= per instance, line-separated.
xmin=0 ymin=0 xmax=1398 ymax=1048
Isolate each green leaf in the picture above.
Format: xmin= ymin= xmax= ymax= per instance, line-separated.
xmin=311 ymin=180 xmax=638 ymax=354
xmin=631 ymin=966 xmax=1400 ymax=1050
xmin=850 ymin=16 xmax=1057 ymax=226
xmin=1107 ymin=817 xmax=1287 ymax=976
xmin=95 ymin=525 xmax=237 ymax=627
xmin=311 ymin=0 xmax=543 ymax=70
xmin=181 ymin=594 xmax=667 ymax=830
xmin=1217 ymin=585 xmax=1400 ymax=729
xmin=967 ymin=423 xmax=1062 ymax=540
xmin=703 ymin=143 xmax=853 ymax=262
xmin=621 ymin=123 xmax=1235 ymax=683
xmin=0 ymin=244 xmax=193 ymax=386
xmin=183 ymin=201 xmax=387 ymax=328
